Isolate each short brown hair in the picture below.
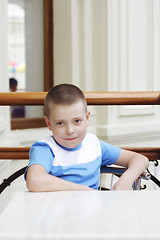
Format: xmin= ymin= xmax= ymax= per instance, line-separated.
xmin=44 ymin=84 xmax=87 ymax=118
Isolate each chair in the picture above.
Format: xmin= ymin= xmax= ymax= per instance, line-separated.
xmin=99 ymin=165 xmax=160 ymax=190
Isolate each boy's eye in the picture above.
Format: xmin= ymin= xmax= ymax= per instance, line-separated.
xmin=56 ymin=122 xmax=64 ymax=126
xmin=74 ymin=119 xmax=81 ymax=124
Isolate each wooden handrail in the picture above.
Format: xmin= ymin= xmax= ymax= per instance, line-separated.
xmin=0 ymin=91 xmax=160 ymax=161
xmin=85 ymin=91 xmax=160 ymax=105
xmin=0 ymin=147 xmax=30 ymax=159
xmin=0 ymin=147 xmax=159 ymax=161
xmin=0 ymin=92 xmax=46 ymax=105
xmin=0 ymin=91 xmax=160 ymax=105
xmin=122 ymin=147 xmax=160 ymax=161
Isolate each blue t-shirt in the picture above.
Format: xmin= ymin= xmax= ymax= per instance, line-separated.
xmin=25 ymin=133 xmax=121 ymax=190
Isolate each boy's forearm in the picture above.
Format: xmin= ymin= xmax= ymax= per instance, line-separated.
xmin=26 ymin=170 xmax=94 ymax=192
xmin=127 ymin=155 xmax=149 ymax=184
xmin=112 ymin=168 xmax=139 ymax=190
xmin=112 ymin=155 xmax=149 ymax=190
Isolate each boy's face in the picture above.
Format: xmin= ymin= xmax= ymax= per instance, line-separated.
xmin=44 ymin=100 xmax=90 ymax=149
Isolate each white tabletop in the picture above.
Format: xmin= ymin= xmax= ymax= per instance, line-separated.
xmin=0 ymin=190 xmax=159 ymax=240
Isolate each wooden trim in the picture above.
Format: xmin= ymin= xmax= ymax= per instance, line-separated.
xmin=1 ymin=92 xmax=46 ymax=105
xmin=44 ymin=0 xmax=54 ymax=91
xmin=0 ymin=147 xmax=30 ymax=159
xmin=0 ymin=146 xmax=160 ymax=160
xmin=1 ymin=91 xmax=160 ymax=105
xmin=122 ymin=147 xmax=160 ymax=161
xmin=85 ymin=91 xmax=160 ymax=105
xmin=11 ymin=117 xmax=47 ymax=130
xmin=0 ymin=92 xmax=46 ymax=105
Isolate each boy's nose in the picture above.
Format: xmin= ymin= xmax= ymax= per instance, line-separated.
xmin=66 ymin=124 xmax=75 ymax=135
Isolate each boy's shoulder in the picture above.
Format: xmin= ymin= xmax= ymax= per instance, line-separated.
xmin=83 ymin=133 xmax=101 ymax=150
xmin=31 ymin=136 xmax=55 ymax=150
xmin=32 ymin=136 xmax=54 ymax=145
xmin=39 ymin=136 xmax=54 ymax=144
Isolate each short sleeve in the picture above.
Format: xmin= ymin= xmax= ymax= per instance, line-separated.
xmin=100 ymin=140 xmax=121 ymax=166
xmin=24 ymin=141 xmax=54 ymax=180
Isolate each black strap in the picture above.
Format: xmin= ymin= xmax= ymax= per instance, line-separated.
xmin=147 ymin=168 xmax=160 ymax=188
xmin=0 ymin=166 xmax=27 ymax=194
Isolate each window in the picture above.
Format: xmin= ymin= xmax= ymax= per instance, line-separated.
xmin=8 ymin=0 xmax=53 ymax=130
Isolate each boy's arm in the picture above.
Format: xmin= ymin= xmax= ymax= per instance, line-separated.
xmin=112 ymin=149 xmax=149 ymax=190
xmin=26 ymin=164 xmax=94 ymax=192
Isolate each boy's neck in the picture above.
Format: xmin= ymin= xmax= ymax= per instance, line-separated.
xmin=52 ymin=136 xmax=82 ymax=151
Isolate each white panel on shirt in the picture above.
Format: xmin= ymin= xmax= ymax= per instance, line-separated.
xmin=39 ymin=133 xmax=101 ymax=167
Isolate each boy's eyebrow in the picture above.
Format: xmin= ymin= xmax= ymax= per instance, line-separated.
xmin=53 ymin=118 xmax=65 ymax=122
xmin=53 ymin=115 xmax=85 ymax=121
xmin=73 ymin=116 xmax=84 ymax=119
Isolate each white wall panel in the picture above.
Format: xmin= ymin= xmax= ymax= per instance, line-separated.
xmin=104 ymin=0 xmax=160 ymax=144
xmin=54 ymin=0 xmax=160 ymax=145
xmin=0 ymin=0 xmax=10 ymax=136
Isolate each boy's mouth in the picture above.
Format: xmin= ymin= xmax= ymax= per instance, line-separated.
xmin=65 ymin=137 xmax=77 ymax=141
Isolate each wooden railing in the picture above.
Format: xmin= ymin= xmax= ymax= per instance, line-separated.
xmin=0 ymin=91 xmax=160 ymax=161
xmin=0 ymin=91 xmax=160 ymax=105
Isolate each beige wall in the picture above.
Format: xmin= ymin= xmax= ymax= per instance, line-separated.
xmin=54 ymin=0 xmax=160 ymax=146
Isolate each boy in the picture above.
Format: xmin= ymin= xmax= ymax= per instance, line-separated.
xmin=25 ymin=84 xmax=149 ymax=191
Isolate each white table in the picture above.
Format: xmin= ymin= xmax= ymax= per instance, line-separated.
xmin=0 ymin=190 xmax=159 ymax=239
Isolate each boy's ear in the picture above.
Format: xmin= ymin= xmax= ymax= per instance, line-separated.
xmin=44 ymin=116 xmax=51 ymax=130
xmin=86 ymin=111 xmax=90 ymax=126
xmin=87 ymin=111 xmax=90 ymax=119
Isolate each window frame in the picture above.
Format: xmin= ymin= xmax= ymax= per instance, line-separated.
xmin=11 ymin=0 xmax=54 ymax=130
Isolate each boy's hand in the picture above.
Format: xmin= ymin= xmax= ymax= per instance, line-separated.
xmin=111 ymin=180 xmax=132 ymax=190
xmin=111 ymin=149 xmax=149 ymax=191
